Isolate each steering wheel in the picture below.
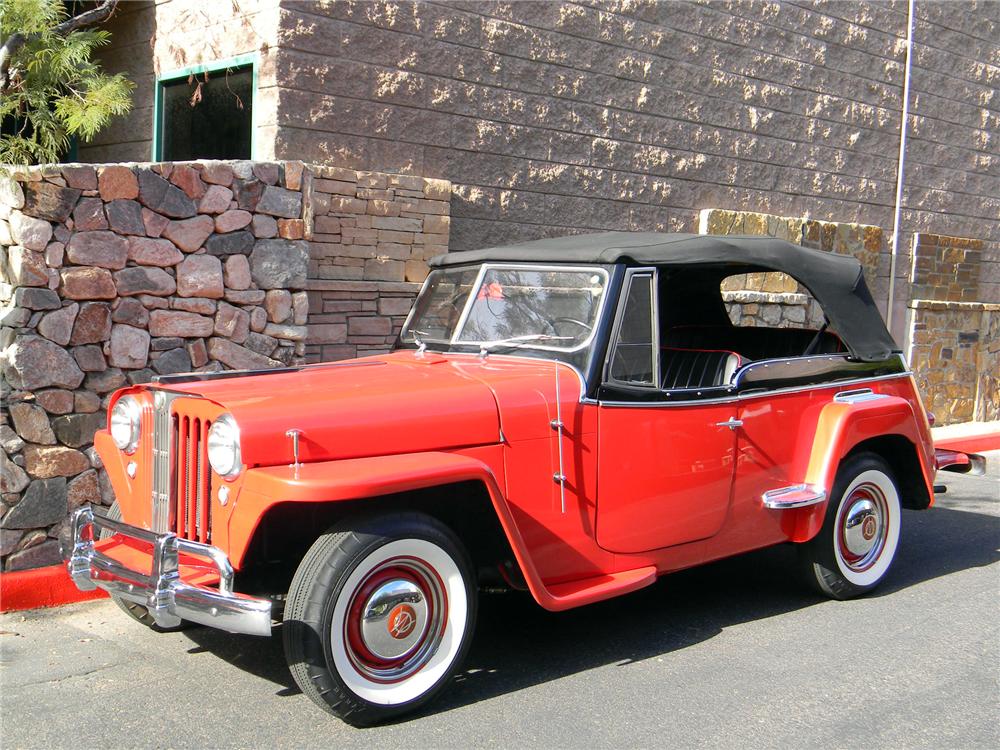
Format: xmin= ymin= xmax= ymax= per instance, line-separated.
xmin=552 ymin=317 xmax=593 ymax=336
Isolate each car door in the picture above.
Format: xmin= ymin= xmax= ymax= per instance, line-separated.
xmin=596 ymin=268 xmax=739 ymax=554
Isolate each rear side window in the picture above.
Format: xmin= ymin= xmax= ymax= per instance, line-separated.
xmin=721 ymin=272 xmax=823 ymax=330
xmin=608 ymin=272 xmax=656 ymax=387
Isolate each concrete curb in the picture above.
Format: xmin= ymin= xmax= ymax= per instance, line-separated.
xmin=0 ymin=564 xmax=108 ymax=613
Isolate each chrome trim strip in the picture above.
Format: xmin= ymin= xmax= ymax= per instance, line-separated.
xmin=67 ymin=507 xmax=271 ymax=636
xmin=595 ymin=371 xmax=913 ymax=408
xmin=762 ymin=484 xmax=827 ymax=509
xmin=833 ymin=388 xmax=890 ymax=404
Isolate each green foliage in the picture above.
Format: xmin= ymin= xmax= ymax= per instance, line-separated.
xmin=1 ymin=0 xmax=133 ymax=164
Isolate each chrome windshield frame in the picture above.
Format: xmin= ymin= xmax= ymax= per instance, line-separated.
xmin=401 ymin=263 xmax=612 ymax=355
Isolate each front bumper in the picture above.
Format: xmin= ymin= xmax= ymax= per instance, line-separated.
xmin=66 ymin=506 xmax=272 ymax=637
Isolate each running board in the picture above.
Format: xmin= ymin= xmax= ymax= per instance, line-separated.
xmin=543 ymin=567 xmax=657 ymax=610
xmin=762 ymin=484 xmax=827 ymax=509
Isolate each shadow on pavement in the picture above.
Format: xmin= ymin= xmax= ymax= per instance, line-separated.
xmin=181 ymin=502 xmax=999 ymax=716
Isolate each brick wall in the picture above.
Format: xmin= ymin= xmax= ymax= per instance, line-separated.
xmin=267 ymin=1 xmax=999 ymax=255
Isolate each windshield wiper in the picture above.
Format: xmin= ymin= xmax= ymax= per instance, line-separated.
xmin=478 ymin=334 xmax=573 ymax=355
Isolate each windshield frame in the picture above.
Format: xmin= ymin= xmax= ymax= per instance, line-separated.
xmin=401 ymin=262 xmax=613 ymax=354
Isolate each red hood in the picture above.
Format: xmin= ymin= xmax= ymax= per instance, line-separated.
xmin=156 ymin=351 xmax=513 ymax=467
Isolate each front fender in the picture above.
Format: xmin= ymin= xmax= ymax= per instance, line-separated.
xmin=791 ymin=395 xmax=936 ymax=541
xmin=225 ymin=450 xmax=574 ymax=611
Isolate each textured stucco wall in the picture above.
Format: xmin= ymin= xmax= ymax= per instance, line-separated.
xmin=80 ymin=0 xmax=282 ymax=163
xmin=268 ymin=0 xmax=999 ymax=253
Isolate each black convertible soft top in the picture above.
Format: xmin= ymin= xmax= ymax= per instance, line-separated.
xmin=429 ymin=232 xmax=899 ymax=361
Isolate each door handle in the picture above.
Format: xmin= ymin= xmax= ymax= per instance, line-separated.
xmin=716 ymin=418 xmax=743 ymax=430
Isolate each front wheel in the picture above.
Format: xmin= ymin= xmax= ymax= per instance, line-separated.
xmin=798 ymin=452 xmax=902 ymax=600
xmin=99 ymin=502 xmax=188 ymax=632
xmin=283 ymin=513 xmax=477 ymax=726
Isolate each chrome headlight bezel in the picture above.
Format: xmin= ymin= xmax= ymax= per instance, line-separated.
xmin=110 ymin=395 xmax=141 ymax=454
xmin=208 ymin=413 xmax=242 ymax=480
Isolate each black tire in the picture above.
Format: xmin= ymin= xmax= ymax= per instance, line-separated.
xmin=283 ymin=512 xmax=477 ymax=726
xmin=798 ymin=452 xmax=902 ymax=600
xmin=100 ymin=502 xmax=188 ymax=632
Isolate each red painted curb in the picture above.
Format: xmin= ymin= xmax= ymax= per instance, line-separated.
xmin=934 ymin=431 xmax=1000 ymax=454
xmin=0 ymin=564 xmax=108 ymax=613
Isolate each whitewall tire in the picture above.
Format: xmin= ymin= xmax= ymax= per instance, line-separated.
xmin=798 ymin=453 xmax=902 ymax=600
xmin=283 ymin=513 xmax=477 ymax=725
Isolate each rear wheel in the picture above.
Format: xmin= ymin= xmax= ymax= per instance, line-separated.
xmin=283 ymin=512 xmax=477 ymax=726
xmin=99 ymin=502 xmax=188 ymax=632
xmin=798 ymin=452 xmax=902 ymax=599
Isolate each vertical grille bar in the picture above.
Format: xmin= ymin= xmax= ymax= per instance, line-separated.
xmin=187 ymin=417 xmax=198 ymax=539
xmin=178 ymin=416 xmax=189 ymax=538
xmin=199 ymin=420 xmax=211 ymax=543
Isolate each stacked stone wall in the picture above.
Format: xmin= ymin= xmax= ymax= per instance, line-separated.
xmin=907 ymin=301 xmax=999 ymax=425
xmin=304 ymin=167 xmax=451 ymax=362
xmin=905 ymin=232 xmax=998 ymax=425
xmin=910 ymin=233 xmax=984 ymax=304
xmin=0 ymin=160 xmax=310 ymax=570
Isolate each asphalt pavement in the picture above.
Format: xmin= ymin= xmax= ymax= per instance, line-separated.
xmin=2 ymin=452 xmax=997 ymax=749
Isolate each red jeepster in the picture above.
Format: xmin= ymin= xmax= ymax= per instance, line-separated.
xmin=67 ymin=233 xmax=983 ymax=724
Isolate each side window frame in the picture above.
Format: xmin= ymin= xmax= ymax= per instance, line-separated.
xmin=152 ymin=53 xmax=258 ymax=161
xmin=603 ymin=267 xmax=660 ymax=391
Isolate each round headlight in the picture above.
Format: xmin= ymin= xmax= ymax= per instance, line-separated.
xmin=110 ymin=396 xmax=141 ymax=454
xmin=208 ymin=414 xmax=242 ymax=479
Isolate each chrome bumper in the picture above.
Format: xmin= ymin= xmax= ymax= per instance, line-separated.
xmin=66 ymin=506 xmax=272 ymax=637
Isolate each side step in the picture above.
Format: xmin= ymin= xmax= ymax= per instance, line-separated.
xmin=762 ymin=484 xmax=827 ymax=509
xmin=542 ymin=567 xmax=657 ymax=611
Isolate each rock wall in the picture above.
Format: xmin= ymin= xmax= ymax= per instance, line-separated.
xmin=0 ymin=158 xmax=451 ymax=570
xmin=907 ymin=301 xmax=1000 ymax=425
xmin=0 ymin=160 xmax=311 ymax=570
xmin=905 ymin=232 xmax=998 ymax=425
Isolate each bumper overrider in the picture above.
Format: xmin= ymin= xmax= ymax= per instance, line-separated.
xmin=66 ymin=506 xmax=272 ymax=637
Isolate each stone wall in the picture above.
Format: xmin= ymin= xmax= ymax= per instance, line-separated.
xmin=0 ymin=160 xmax=310 ymax=570
xmin=304 ymin=167 xmax=451 ymax=362
xmin=905 ymin=231 xmax=998 ymax=425
xmin=1 ymin=158 xmax=451 ymax=570
xmin=907 ymin=301 xmax=999 ymax=425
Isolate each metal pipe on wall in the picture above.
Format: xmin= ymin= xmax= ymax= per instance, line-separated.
xmin=887 ymin=0 xmax=916 ymax=336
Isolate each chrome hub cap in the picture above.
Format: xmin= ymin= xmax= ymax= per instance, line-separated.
xmin=360 ymin=579 xmax=429 ymax=661
xmin=343 ymin=557 xmax=447 ymax=683
xmin=838 ymin=484 xmax=888 ymax=572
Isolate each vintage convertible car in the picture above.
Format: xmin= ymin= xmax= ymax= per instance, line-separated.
xmin=66 ymin=232 xmax=983 ymax=725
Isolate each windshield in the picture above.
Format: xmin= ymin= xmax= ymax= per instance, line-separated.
xmin=399 ymin=265 xmax=609 ymax=357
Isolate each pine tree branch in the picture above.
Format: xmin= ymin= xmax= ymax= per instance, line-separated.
xmin=1 ymin=0 xmax=120 ymax=92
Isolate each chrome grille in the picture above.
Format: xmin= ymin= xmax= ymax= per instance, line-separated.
xmin=151 ymin=391 xmax=179 ymax=533
xmin=150 ymin=391 xmax=212 ymax=542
